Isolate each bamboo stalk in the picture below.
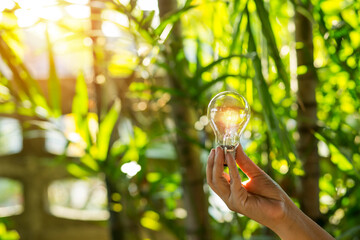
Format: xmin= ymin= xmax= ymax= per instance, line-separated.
xmin=295 ymin=2 xmax=321 ymax=222
xmin=158 ymin=1 xmax=212 ymax=239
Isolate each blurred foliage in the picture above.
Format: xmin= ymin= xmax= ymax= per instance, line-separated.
xmin=0 ymin=0 xmax=360 ymax=239
xmin=0 ymin=221 xmax=19 ymax=240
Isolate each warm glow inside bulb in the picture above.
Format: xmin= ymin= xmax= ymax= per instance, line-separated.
xmin=207 ymin=91 xmax=250 ymax=151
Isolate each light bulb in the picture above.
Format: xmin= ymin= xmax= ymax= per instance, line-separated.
xmin=207 ymin=91 xmax=250 ymax=161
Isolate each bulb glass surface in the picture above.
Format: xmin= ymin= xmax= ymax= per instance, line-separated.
xmin=207 ymin=91 xmax=250 ymax=152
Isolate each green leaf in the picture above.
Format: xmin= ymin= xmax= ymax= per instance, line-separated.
xmin=229 ymin=3 xmax=247 ymax=54
xmin=315 ymin=131 xmax=356 ymax=173
xmin=80 ymin=153 xmax=99 ymax=172
xmin=0 ymin=36 xmax=50 ymax=116
xmin=194 ymin=38 xmax=202 ymax=89
xmin=71 ymin=72 xmax=91 ymax=148
xmin=0 ymin=222 xmax=19 ymax=239
xmin=140 ymin=10 xmax=155 ymax=29
xmin=329 ymin=144 xmax=353 ymax=171
xmin=184 ymin=0 xmax=193 ymax=7
xmin=133 ymin=126 xmax=148 ymax=148
xmin=155 ymin=5 xmax=197 ymax=36
xmin=253 ymin=0 xmax=290 ymax=94
xmin=337 ymin=225 xmax=360 ymax=240
xmin=110 ymin=141 xmax=128 ymax=158
xmin=97 ymin=99 xmax=121 ymax=161
xmin=198 ymin=74 xmax=249 ymax=94
xmin=0 ymin=223 xmax=6 ymax=235
xmin=146 ymin=172 xmax=162 ymax=182
xmin=141 ymin=211 xmax=162 ymax=231
xmin=122 ymin=147 xmax=139 ymax=162
xmin=67 ymin=163 xmax=92 ymax=178
xmin=248 ymin=15 xmax=296 ymax=162
xmin=46 ymin=28 xmax=61 ymax=117
xmin=191 ymin=54 xmax=255 ymax=83
xmin=72 ymin=72 xmax=88 ymax=118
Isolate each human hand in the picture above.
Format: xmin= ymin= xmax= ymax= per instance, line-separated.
xmin=206 ymin=145 xmax=335 ymax=240
xmin=206 ymin=145 xmax=289 ymax=230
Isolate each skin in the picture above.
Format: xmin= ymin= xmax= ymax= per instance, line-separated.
xmin=206 ymin=145 xmax=335 ymax=240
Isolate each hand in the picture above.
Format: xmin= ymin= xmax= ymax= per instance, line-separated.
xmin=206 ymin=145 xmax=335 ymax=240
xmin=206 ymin=145 xmax=288 ymax=229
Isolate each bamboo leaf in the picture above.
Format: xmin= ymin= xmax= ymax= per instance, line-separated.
xmin=315 ymin=129 xmax=357 ymax=173
xmin=229 ymin=11 xmax=244 ymax=54
xmin=140 ymin=10 xmax=155 ymax=29
xmin=229 ymin=1 xmax=248 ymax=54
xmin=97 ymin=99 xmax=121 ymax=161
xmin=248 ymin=16 xmax=296 ymax=162
xmin=198 ymin=74 xmax=250 ymax=94
xmin=46 ymin=28 xmax=62 ymax=118
xmin=194 ymin=38 xmax=202 ymax=89
xmin=191 ymin=53 xmax=255 ymax=82
xmin=155 ymin=5 xmax=197 ymax=36
xmin=253 ymin=0 xmax=290 ymax=94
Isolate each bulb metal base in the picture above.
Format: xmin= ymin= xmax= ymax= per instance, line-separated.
xmin=221 ymin=145 xmax=237 ymax=167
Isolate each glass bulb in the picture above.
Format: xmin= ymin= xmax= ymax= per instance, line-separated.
xmin=207 ymin=91 xmax=250 ymax=155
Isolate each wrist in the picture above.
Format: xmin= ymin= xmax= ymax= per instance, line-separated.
xmin=272 ymin=201 xmax=308 ymax=239
xmin=271 ymin=200 xmax=334 ymax=240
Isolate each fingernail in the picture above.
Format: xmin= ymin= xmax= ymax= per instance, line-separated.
xmin=215 ymin=146 xmax=220 ymax=155
xmin=219 ymin=146 xmax=224 ymax=153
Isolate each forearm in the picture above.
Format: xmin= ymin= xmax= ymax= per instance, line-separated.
xmin=272 ymin=202 xmax=335 ymax=240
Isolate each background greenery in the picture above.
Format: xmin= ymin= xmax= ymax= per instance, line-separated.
xmin=0 ymin=0 xmax=359 ymax=239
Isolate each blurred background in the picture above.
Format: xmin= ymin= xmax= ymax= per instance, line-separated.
xmin=0 ymin=0 xmax=359 ymax=239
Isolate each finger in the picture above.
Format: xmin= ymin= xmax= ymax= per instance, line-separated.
xmin=225 ymin=152 xmax=242 ymax=185
xmin=226 ymin=152 xmax=249 ymax=208
xmin=222 ymin=172 xmax=230 ymax=183
xmin=206 ymin=149 xmax=215 ymax=185
xmin=235 ymin=144 xmax=264 ymax=178
xmin=211 ymin=146 xmax=230 ymax=197
xmin=213 ymin=146 xmax=225 ymax=179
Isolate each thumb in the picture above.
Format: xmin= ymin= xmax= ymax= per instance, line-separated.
xmin=235 ymin=144 xmax=263 ymax=178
